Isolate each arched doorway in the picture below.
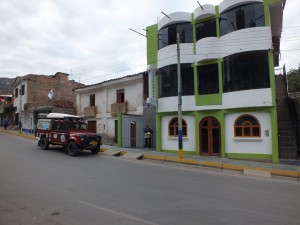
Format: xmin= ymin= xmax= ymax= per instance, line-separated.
xmin=199 ymin=117 xmax=221 ymax=156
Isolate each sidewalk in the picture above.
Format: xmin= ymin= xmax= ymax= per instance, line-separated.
xmin=1 ymin=127 xmax=300 ymax=179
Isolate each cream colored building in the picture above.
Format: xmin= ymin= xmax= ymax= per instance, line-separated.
xmin=74 ymin=73 xmax=149 ymax=141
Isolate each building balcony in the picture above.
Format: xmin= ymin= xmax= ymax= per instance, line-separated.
xmin=111 ymin=102 xmax=127 ymax=116
xmin=84 ymin=106 xmax=97 ymax=117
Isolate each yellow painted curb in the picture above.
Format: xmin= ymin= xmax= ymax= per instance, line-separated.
xmin=143 ymin=154 xmax=166 ymax=161
xmin=239 ymin=165 xmax=299 ymax=178
xmin=223 ymin=163 xmax=245 ymax=171
xmin=100 ymin=148 xmax=109 ymax=152
xmin=142 ymin=154 xmax=300 ymax=179
xmin=269 ymin=169 xmax=299 ymax=178
xmin=165 ymin=156 xmax=201 ymax=165
xmin=120 ymin=151 xmax=127 ymax=156
xmin=200 ymin=161 xmax=223 ymax=169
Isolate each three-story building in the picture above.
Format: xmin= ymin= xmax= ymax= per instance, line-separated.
xmin=146 ymin=0 xmax=284 ymax=162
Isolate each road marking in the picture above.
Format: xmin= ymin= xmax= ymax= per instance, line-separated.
xmin=78 ymin=200 xmax=160 ymax=225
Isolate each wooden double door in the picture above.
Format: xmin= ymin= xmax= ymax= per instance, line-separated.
xmin=199 ymin=117 xmax=221 ymax=156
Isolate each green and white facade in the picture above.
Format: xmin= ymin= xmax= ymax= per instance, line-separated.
xmin=146 ymin=0 xmax=285 ymax=163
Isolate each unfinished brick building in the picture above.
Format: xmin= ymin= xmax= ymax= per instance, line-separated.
xmin=12 ymin=72 xmax=84 ymax=133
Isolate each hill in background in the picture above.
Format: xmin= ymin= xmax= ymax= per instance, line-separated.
xmin=0 ymin=78 xmax=14 ymax=94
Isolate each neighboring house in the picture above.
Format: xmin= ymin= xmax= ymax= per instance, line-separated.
xmin=11 ymin=72 xmax=84 ymax=133
xmin=0 ymin=95 xmax=14 ymax=126
xmin=146 ymin=0 xmax=284 ymax=162
xmin=74 ymin=72 xmax=154 ymax=146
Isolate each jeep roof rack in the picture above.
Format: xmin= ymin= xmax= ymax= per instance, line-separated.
xmin=47 ymin=113 xmax=81 ymax=119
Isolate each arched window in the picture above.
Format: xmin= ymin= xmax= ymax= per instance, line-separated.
xmin=168 ymin=117 xmax=187 ymax=137
xmin=234 ymin=115 xmax=260 ymax=137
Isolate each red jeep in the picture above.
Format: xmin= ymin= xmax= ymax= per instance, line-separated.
xmin=35 ymin=113 xmax=101 ymax=156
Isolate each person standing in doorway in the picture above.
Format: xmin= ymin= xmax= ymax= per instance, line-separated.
xmin=144 ymin=125 xmax=153 ymax=149
xmin=3 ymin=119 xmax=8 ymax=130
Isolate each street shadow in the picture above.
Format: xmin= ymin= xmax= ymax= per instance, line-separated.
xmin=36 ymin=146 xmax=99 ymax=158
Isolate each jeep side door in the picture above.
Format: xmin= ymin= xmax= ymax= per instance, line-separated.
xmin=49 ymin=120 xmax=62 ymax=145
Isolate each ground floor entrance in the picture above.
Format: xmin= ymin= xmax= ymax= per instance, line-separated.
xmin=199 ymin=117 xmax=221 ymax=156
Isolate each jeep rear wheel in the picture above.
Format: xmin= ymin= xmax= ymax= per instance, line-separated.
xmin=67 ymin=142 xmax=79 ymax=156
xmin=40 ymin=137 xmax=49 ymax=150
xmin=91 ymin=146 xmax=100 ymax=154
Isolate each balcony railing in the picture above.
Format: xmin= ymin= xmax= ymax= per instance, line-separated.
xmin=84 ymin=106 xmax=97 ymax=117
xmin=111 ymin=102 xmax=127 ymax=116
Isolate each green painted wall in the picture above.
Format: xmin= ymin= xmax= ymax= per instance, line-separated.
xmin=147 ymin=24 xmax=158 ymax=66
xmin=156 ymin=114 xmax=162 ymax=151
xmin=195 ymin=60 xmax=222 ymax=106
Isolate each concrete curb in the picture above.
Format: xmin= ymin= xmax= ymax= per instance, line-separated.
xmin=0 ymin=129 xmax=37 ymax=141
xmin=143 ymin=154 xmax=300 ymax=179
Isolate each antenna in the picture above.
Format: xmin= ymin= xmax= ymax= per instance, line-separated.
xmin=129 ymin=28 xmax=146 ymax=37
xmin=197 ymin=1 xmax=204 ymax=10
xmin=161 ymin=11 xmax=171 ymax=19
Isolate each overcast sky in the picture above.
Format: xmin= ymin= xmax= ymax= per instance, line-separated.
xmin=0 ymin=0 xmax=298 ymax=84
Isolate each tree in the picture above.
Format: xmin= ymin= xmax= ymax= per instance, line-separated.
xmin=287 ymin=64 xmax=300 ymax=93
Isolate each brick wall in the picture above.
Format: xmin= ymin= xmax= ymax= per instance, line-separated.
xmin=26 ymin=73 xmax=84 ymax=105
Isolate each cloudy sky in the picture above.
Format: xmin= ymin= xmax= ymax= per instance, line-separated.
xmin=0 ymin=0 xmax=298 ymax=84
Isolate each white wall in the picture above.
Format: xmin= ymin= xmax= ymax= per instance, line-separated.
xmin=225 ymin=112 xmax=272 ymax=155
xmin=158 ymin=96 xmax=197 ymax=112
xmin=161 ymin=115 xmax=195 ymax=151
xmin=158 ymin=43 xmax=194 ymax=69
xmin=158 ymin=12 xmax=191 ymax=30
xmin=193 ymin=4 xmax=216 ymax=21
xmin=75 ymin=75 xmax=144 ymax=137
xmin=223 ymin=89 xmax=273 ymax=108
xmin=158 ymin=88 xmax=272 ymax=113
xmin=195 ymin=27 xmax=272 ymax=62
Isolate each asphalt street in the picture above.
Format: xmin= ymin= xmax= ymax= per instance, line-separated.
xmin=0 ymin=133 xmax=300 ymax=225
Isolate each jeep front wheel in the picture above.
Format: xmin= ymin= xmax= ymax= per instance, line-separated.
xmin=91 ymin=146 xmax=100 ymax=154
xmin=67 ymin=142 xmax=79 ymax=156
xmin=40 ymin=137 xmax=49 ymax=150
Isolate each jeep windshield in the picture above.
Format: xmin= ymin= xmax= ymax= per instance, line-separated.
xmin=67 ymin=122 xmax=87 ymax=131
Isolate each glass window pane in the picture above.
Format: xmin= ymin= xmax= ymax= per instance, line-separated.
xmin=201 ymin=128 xmax=209 ymax=153
xmin=168 ymin=25 xmax=177 ymax=46
xmin=169 ymin=127 xmax=174 ymax=135
xmin=212 ymin=128 xmax=220 ymax=153
xmin=158 ymin=22 xmax=193 ymax=50
xmin=222 ymin=51 xmax=270 ymax=93
xmin=202 ymin=120 xmax=208 ymax=126
xmin=212 ymin=119 xmax=219 ymax=126
xmin=159 ymin=64 xmax=193 ymax=97
xmin=253 ymin=127 xmax=260 ymax=136
xmin=159 ymin=65 xmax=177 ymax=97
xmin=181 ymin=65 xmax=194 ymax=96
xmin=183 ymin=127 xmax=187 ymax=136
xmin=236 ymin=127 xmax=242 ymax=136
xmin=196 ymin=19 xmax=216 ymax=41
xmin=198 ymin=63 xmax=219 ymax=95
xmin=220 ymin=3 xmax=265 ymax=36
xmin=236 ymin=118 xmax=244 ymax=126
xmin=244 ymin=127 xmax=251 ymax=136
xmin=178 ymin=23 xmax=193 ymax=43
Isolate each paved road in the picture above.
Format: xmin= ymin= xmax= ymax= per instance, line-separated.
xmin=0 ymin=133 xmax=300 ymax=225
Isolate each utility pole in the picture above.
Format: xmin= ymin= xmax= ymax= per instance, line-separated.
xmin=19 ymin=79 xmax=22 ymax=134
xmin=177 ymin=33 xmax=183 ymax=158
